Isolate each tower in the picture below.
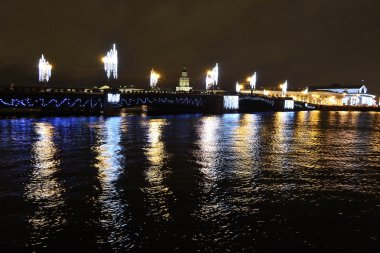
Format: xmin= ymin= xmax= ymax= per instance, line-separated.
xmin=176 ymin=67 xmax=192 ymax=92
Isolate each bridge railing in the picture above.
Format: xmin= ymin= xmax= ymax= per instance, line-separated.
xmin=0 ymin=85 xmax=230 ymax=96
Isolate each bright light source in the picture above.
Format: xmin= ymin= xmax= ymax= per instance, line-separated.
xmin=38 ymin=54 xmax=52 ymax=83
xmin=150 ymin=69 xmax=160 ymax=88
xmin=249 ymin=72 xmax=257 ymax=90
xmin=282 ymin=80 xmax=288 ymax=97
xmin=223 ymin=96 xmax=239 ymax=110
xmin=103 ymin=44 xmax=118 ymax=79
xmin=235 ymin=82 xmax=241 ymax=93
xmin=205 ymin=63 xmax=219 ymax=89
xmin=284 ymin=100 xmax=294 ymax=109
xmin=302 ymin=87 xmax=308 ymax=95
xmin=107 ymin=93 xmax=120 ymax=103
xmin=263 ymin=89 xmax=270 ymax=96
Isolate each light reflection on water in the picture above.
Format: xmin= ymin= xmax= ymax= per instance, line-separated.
xmin=231 ymin=114 xmax=262 ymax=210
xmin=195 ymin=116 xmax=224 ymax=223
xmin=0 ymin=112 xmax=379 ymax=252
xmin=25 ymin=122 xmax=65 ymax=247
xmin=142 ymin=119 xmax=173 ymax=221
xmin=92 ymin=117 xmax=131 ymax=249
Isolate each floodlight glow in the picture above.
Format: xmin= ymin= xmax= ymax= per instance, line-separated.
xmin=107 ymin=93 xmax=120 ymax=103
xmin=263 ymin=89 xmax=269 ymax=96
xmin=38 ymin=54 xmax=52 ymax=83
xmin=223 ymin=96 xmax=239 ymax=110
xmin=235 ymin=82 xmax=241 ymax=93
xmin=282 ymin=80 xmax=288 ymax=97
xmin=205 ymin=63 xmax=219 ymax=90
xmin=284 ymin=100 xmax=294 ymax=109
xmin=302 ymin=87 xmax=308 ymax=95
xmin=213 ymin=63 xmax=219 ymax=86
xmin=150 ymin=69 xmax=160 ymax=88
xmin=249 ymin=72 xmax=257 ymax=90
xmin=103 ymin=44 xmax=118 ymax=79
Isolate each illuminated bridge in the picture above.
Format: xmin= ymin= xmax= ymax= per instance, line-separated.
xmin=0 ymin=86 xmax=303 ymax=115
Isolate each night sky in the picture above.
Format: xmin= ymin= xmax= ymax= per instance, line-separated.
xmin=1 ymin=0 xmax=380 ymax=94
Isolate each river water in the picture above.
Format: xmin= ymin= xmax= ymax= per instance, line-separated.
xmin=0 ymin=111 xmax=379 ymax=252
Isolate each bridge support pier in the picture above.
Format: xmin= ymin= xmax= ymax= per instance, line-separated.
xmin=103 ymin=89 xmax=122 ymax=116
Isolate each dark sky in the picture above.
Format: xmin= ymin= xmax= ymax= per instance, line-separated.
xmin=1 ymin=0 xmax=380 ymax=94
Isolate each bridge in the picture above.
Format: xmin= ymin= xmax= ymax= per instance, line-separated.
xmin=0 ymin=86 xmax=308 ymax=115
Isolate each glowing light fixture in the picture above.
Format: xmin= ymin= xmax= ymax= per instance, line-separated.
xmin=205 ymin=63 xmax=219 ymax=90
xmin=38 ymin=54 xmax=52 ymax=83
xmin=302 ymin=87 xmax=308 ymax=95
xmin=284 ymin=100 xmax=294 ymax=109
xmin=103 ymin=44 xmax=118 ymax=79
xmin=248 ymin=72 xmax=257 ymax=90
xmin=223 ymin=96 xmax=239 ymax=110
xmin=263 ymin=89 xmax=270 ymax=96
xmin=150 ymin=69 xmax=160 ymax=88
xmin=282 ymin=80 xmax=288 ymax=97
xmin=236 ymin=82 xmax=241 ymax=93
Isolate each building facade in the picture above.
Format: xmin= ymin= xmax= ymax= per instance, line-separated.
xmin=240 ymin=84 xmax=377 ymax=106
xmin=176 ymin=67 xmax=192 ymax=92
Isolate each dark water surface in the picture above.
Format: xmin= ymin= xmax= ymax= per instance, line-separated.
xmin=0 ymin=111 xmax=379 ymax=252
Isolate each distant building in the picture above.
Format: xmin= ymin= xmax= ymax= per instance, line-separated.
xmin=176 ymin=67 xmax=192 ymax=92
xmin=309 ymin=84 xmax=375 ymax=106
xmin=240 ymin=84 xmax=377 ymax=106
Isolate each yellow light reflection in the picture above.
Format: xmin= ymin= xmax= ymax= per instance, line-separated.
xmin=198 ymin=116 xmax=220 ymax=184
xmin=231 ymin=114 xmax=260 ymax=212
xmin=25 ymin=122 xmax=64 ymax=245
xmin=143 ymin=119 xmax=172 ymax=221
xmin=196 ymin=116 xmax=224 ymax=219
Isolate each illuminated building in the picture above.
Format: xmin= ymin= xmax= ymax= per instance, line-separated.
xmin=176 ymin=67 xmax=192 ymax=92
xmin=240 ymin=84 xmax=377 ymax=107
xmin=310 ymin=84 xmax=376 ymax=106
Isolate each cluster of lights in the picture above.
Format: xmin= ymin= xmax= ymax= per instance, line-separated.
xmin=247 ymin=72 xmax=257 ymax=90
xmin=102 ymin=44 xmax=118 ymax=79
xmin=0 ymin=95 xmax=206 ymax=109
xmin=0 ymin=98 xmax=102 ymax=109
xmin=236 ymin=82 xmax=241 ymax=93
xmin=150 ymin=69 xmax=160 ymax=88
xmin=120 ymin=97 xmax=204 ymax=107
xmin=280 ymin=80 xmax=288 ymax=97
xmin=284 ymin=100 xmax=295 ymax=110
xmin=223 ymin=96 xmax=239 ymax=110
xmin=205 ymin=63 xmax=219 ymax=90
xmin=38 ymin=55 xmax=52 ymax=83
xmin=239 ymin=96 xmax=275 ymax=106
xmin=107 ymin=93 xmax=121 ymax=103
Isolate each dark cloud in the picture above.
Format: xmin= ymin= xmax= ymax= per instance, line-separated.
xmin=1 ymin=0 xmax=380 ymax=94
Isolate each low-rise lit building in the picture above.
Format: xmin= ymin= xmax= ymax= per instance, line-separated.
xmin=240 ymin=84 xmax=377 ymax=106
